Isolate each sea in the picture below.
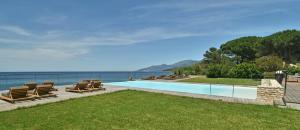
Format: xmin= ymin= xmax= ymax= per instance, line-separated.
xmin=0 ymin=71 xmax=172 ymax=90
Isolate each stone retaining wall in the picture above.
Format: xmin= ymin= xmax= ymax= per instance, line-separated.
xmin=257 ymin=79 xmax=284 ymax=103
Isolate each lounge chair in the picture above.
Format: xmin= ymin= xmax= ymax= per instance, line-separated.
xmin=142 ymin=76 xmax=156 ymax=80
xmin=0 ymin=86 xmax=35 ymax=103
xmin=91 ymin=79 xmax=101 ymax=82
xmin=89 ymin=81 xmax=105 ymax=91
xmin=32 ymin=84 xmax=57 ymax=99
xmin=163 ymin=75 xmax=177 ymax=80
xmin=24 ymin=82 xmax=38 ymax=95
xmin=82 ymin=80 xmax=91 ymax=83
xmin=43 ymin=81 xmax=58 ymax=91
xmin=65 ymin=82 xmax=91 ymax=93
xmin=157 ymin=75 xmax=166 ymax=79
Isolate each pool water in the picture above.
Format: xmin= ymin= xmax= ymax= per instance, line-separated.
xmin=106 ymin=81 xmax=257 ymax=99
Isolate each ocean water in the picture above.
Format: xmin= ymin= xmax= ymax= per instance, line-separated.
xmin=0 ymin=71 xmax=171 ymax=90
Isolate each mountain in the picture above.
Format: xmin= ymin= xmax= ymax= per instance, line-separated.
xmin=137 ymin=60 xmax=199 ymax=72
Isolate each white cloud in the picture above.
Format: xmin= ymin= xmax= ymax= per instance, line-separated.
xmin=130 ymin=0 xmax=295 ymax=12
xmin=0 ymin=26 xmax=205 ymax=46
xmin=0 ymin=25 xmax=32 ymax=36
xmin=0 ymin=26 xmax=207 ymax=60
xmin=0 ymin=47 xmax=88 ymax=61
xmin=80 ymin=27 xmax=205 ymax=45
xmin=127 ymin=0 xmax=289 ymax=30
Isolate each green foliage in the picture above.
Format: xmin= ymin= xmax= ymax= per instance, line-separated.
xmin=229 ymin=63 xmax=262 ymax=79
xmin=259 ymin=30 xmax=300 ymax=63
xmin=221 ymin=36 xmax=261 ymax=63
xmin=176 ymin=29 xmax=300 ymax=79
xmin=174 ymin=69 xmax=183 ymax=76
xmin=263 ymin=72 xmax=276 ymax=79
xmin=207 ymin=63 xmax=231 ymax=78
xmin=287 ymin=66 xmax=300 ymax=75
xmin=174 ymin=63 xmax=207 ymax=75
xmin=255 ymin=55 xmax=283 ymax=72
xmin=203 ymin=47 xmax=222 ymax=64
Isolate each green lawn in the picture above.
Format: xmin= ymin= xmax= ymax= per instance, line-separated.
xmin=179 ymin=76 xmax=261 ymax=86
xmin=1 ymin=90 xmax=299 ymax=130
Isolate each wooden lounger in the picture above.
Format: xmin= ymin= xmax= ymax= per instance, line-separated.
xmin=0 ymin=86 xmax=35 ymax=103
xmin=91 ymin=79 xmax=101 ymax=82
xmin=89 ymin=81 xmax=105 ymax=91
xmin=82 ymin=80 xmax=91 ymax=83
xmin=32 ymin=84 xmax=57 ymax=99
xmin=65 ymin=82 xmax=91 ymax=93
xmin=24 ymin=82 xmax=38 ymax=90
xmin=24 ymin=82 xmax=38 ymax=95
xmin=43 ymin=81 xmax=58 ymax=91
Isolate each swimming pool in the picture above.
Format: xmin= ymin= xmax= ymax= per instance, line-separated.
xmin=106 ymin=81 xmax=257 ymax=99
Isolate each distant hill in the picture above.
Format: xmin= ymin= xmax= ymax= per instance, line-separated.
xmin=137 ymin=60 xmax=199 ymax=72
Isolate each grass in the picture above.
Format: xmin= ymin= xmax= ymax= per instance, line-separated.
xmin=1 ymin=90 xmax=300 ymax=129
xmin=179 ymin=76 xmax=260 ymax=86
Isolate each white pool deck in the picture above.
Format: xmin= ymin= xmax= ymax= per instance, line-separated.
xmin=0 ymin=83 xmax=275 ymax=112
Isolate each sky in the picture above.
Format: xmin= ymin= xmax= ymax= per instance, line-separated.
xmin=0 ymin=0 xmax=300 ymax=72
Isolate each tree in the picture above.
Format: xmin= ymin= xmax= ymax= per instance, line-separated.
xmin=255 ymin=55 xmax=283 ymax=72
xmin=203 ymin=47 xmax=222 ymax=64
xmin=221 ymin=36 xmax=261 ymax=64
xmin=229 ymin=63 xmax=262 ymax=79
xmin=203 ymin=47 xmax=232 ymax=64
xmin=259 ymin=30 xmax=300 ymax=63
xmin=207 ymin=64 xmax=231 ymax=78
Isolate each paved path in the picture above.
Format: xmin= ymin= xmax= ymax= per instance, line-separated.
xmin=284 ymin=82 xmax=300 ymax=103
xmin=0 ymin=85 xmax=127 ymax=112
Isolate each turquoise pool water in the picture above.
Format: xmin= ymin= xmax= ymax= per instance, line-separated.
xmin=106 ymin=81 xmax=257 ymax=99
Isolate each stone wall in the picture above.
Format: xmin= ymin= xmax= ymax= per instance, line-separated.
xmin=257 ymin=79 xmax=284 ymax=103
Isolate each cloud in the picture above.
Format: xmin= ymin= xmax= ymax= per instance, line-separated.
xmin=0 ymin=25 xmax=32 ymax=36
xmin=130 ymin=0 xmax=295 ymax=12
xmin=0 ymin=26 xmax=206 ymax=60
xmin=0 ymin=26 xmax=205 ymax=46
xmin=0 ymin=0 xmax=296 ymax=62
xmin=0 ymin=47 xmax=88 ymax=61
xmin=127 ymin=0 xmax=290 ymax=30
xmin=80 ymin=27 xmax=206 ymax=45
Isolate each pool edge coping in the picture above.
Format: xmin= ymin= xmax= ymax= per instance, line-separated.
xmin=105 ymin=84 xmax=271 ymax=105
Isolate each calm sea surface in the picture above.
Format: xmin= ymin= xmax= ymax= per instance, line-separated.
xmin=0 ymin=71 xmax=171 ymax=90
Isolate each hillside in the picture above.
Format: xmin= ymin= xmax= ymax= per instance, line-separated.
xmin=137 ymin=60 xmax=199 ymax=72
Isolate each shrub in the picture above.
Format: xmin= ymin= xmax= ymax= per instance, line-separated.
xmin=287 ymin=66 xmax=300 ymax=75
xmin=255 ymin=55 xmax=283 ymax=72
xmin=207 ymin=64 xmax=231 ymax=78
xmin=192 ymin=64 xmax=208 ymax=75
xmin=263 ymin=72 xmax=275 ymax=79
xmin=229 ymin=63 xmax=262 ymax=79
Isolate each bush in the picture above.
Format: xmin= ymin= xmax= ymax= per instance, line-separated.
xmin=255 ymin=55 xmax=283 ymax=72
xmin=229 ymin=63 xmax=262 ymax=79
xmin=192 ymin=64 xmax=208 ymax=75
xmin=287 ymin=66 xmax=300 ymax=75
xmin=207 ymin=64 xmax=231 ymax=78
xmin=263 ymin=72 xmax=275 ymax=79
